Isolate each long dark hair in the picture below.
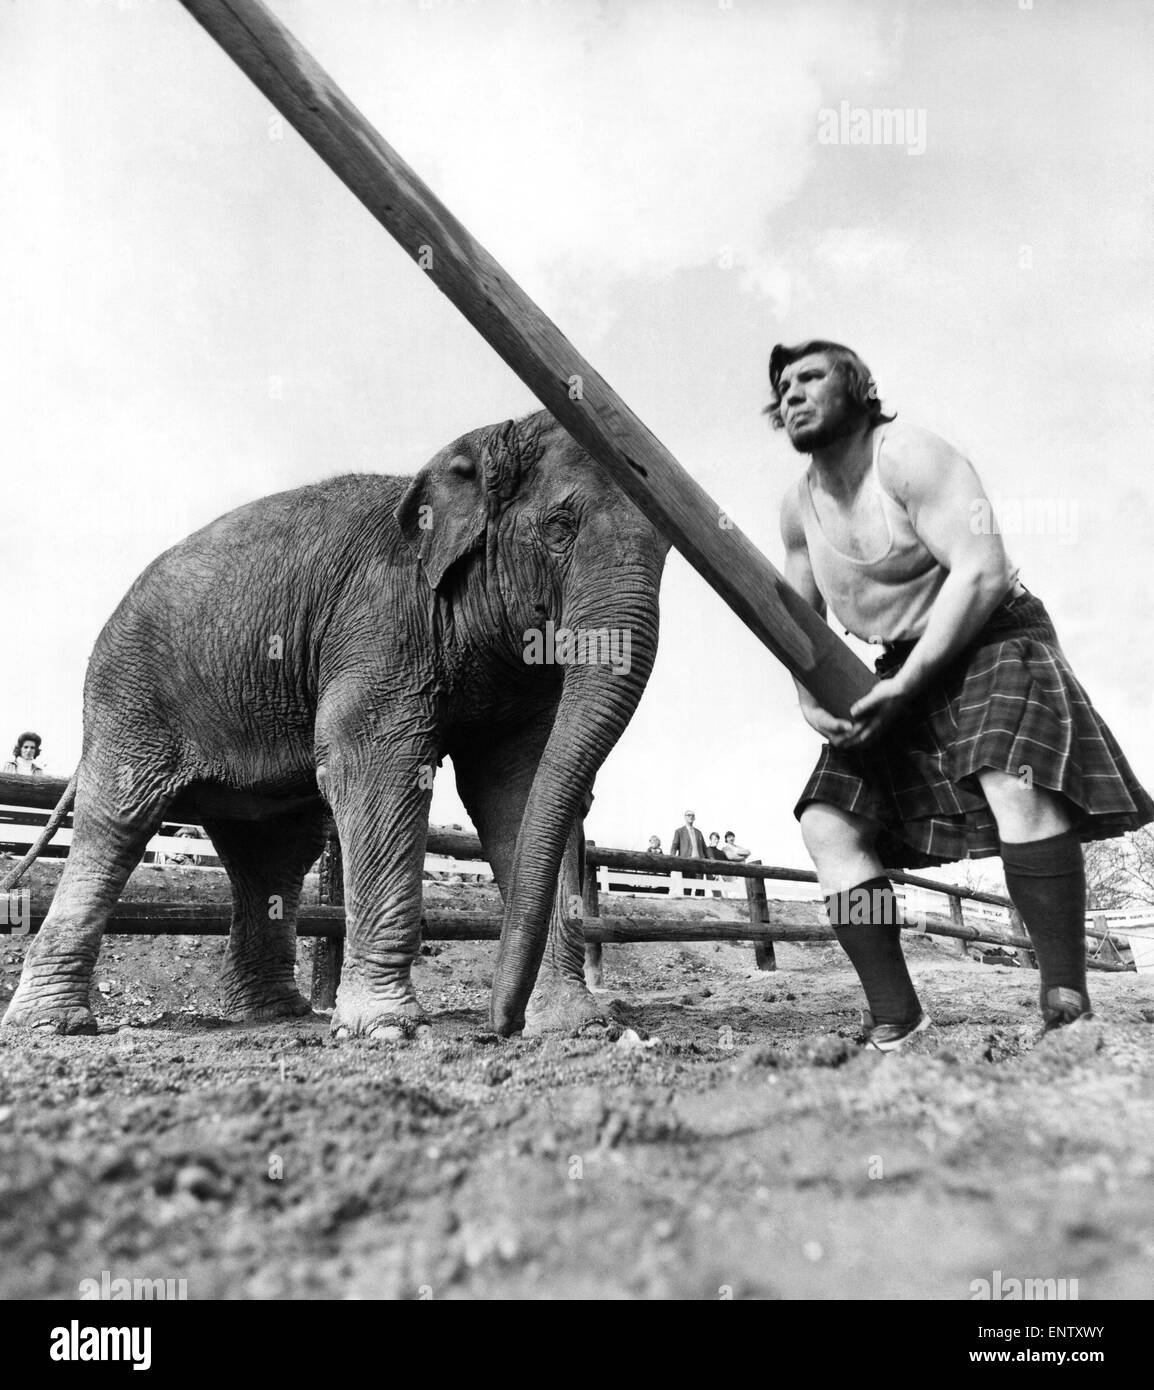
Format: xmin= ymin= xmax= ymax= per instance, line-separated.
xmin=764 ymin=339 xmax=894 ymax=430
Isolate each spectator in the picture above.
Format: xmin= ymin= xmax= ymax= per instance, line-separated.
xmin=670 ymin=810 xmax=707 ymax=896
xmin=176 ymin=826 xmax=208 ymax=865
xmin=624 ymin=835 xmax=669 ymax=896
xmin=712 ymin=830 xmax=753 ymax=894
xmin=4 ymin=732 xmax=45 ymax=776
xmin=157 ymin=825 xmax=208 ymax=867
xmin=721 ymin=831 xmax=752 ymax=862
xmin=703 ymin=831 xmax=727 ymax=896
xmin=670 ymin=811 xmax=707 ymax=861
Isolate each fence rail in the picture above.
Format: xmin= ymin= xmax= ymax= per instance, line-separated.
xmin=0 ymin=774 xmax=1137 ymax=1005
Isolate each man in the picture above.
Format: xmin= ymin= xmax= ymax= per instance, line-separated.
xmin=670 ymin=811 xmax=707 ymax=861
xmin=772 ymin=339 xmax=1154 ymax=1050
xmin=670 ymin=810 xmax=708 ymax=896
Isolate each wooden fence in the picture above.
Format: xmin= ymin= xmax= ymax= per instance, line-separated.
xmin=0 ymin=773 xmax=1137 ymax=1009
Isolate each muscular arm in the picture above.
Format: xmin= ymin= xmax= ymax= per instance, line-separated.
xmin=780 ymin=483 xmax=854 ymax=740
xmin=840 ymin=425 xmax=1014 ymax=747
xmin=878 ymin=424 xmax=1014 ymax=698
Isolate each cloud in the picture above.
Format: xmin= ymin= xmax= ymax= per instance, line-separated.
xmin=283 ymin=0 xmax=892 ymax=328
xmin=813 ymin=226 xmax=911 ymax=276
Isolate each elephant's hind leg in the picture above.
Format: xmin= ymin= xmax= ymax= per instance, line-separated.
xmin=202 ymin=809 xmax=327 ymax=1022
xmin=3 ymin=773 xmax=177 ymax=1036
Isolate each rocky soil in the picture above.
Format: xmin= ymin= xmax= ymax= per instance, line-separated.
xmin=2 ymin=865 xmax=1153 ymax=1300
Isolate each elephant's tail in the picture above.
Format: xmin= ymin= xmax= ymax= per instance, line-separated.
xmin=0 ymin=770 xmax=78 ymax=891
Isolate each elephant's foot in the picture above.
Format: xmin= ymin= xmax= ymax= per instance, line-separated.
xmin=222 ymin=984 xmax=315 ymax=1023
xmin=523 ymin=976 xmax=617 ymax=1039
xmin=2 ymin=979 xmax=98 ymax=1036
xmin=331 ymin=976 xmax=428 ymax=1041
xmin=220 ymin=961 xmax=315 ymax=1023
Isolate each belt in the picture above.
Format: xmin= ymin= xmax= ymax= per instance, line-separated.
xmin=878 ymin=581 xmax=1031 ymax=666
xmin=880 ymin=637 xmax=917 ymax=662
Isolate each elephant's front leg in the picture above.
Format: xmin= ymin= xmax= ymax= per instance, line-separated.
xmin=455 ymin=734 xmax=607 ymax=1036
xmin=523 ymin=815 xmax=612 ymax=1037
xmin=319 ymin=706 xmax=435 ymax=1040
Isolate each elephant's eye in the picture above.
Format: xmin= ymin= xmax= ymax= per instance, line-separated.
xmin=542 ymin=508 xmax=578 ymax=551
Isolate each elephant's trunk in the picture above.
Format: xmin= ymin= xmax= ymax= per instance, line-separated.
xmin=489 ymin=587 xmax=659 ymax=1034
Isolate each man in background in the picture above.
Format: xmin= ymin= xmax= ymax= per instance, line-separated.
xmin=670 ymin=810 xmax=708 ymax=896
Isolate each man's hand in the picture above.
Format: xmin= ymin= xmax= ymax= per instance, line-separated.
xmin=800 ymin=700 xmax=856 ymax=745
xmin=841 ymin=676 xmax=913 ymax=748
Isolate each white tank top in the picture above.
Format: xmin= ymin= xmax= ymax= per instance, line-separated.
xmin=801 ymin=426 xmax=945 ymax=644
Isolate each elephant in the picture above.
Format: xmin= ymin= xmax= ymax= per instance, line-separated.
xmin=3 ymin=410 xmax=667 ymax=1039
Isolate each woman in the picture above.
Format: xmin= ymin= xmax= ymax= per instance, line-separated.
xmin=721 ymin=832 xmax=751 ymax=861
xmin=4 ymin=732 xmax=44 ymax=776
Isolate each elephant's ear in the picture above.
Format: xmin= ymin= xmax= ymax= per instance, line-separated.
xmin=395 ymin=453 xmax=488 ymax=590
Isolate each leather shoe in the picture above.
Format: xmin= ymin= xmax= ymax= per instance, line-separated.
xmin=863 ymin=1011 xmax=932 ymax=1053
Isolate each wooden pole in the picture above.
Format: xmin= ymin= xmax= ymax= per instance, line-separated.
xmin=174 ymin=0 xmax=875 ymax=718
xmin=2 ymin=779 xmax=1136 ymax=949
xmin=948 ymin=893 xmax=970 ymax=959
xmin=1090 ymin=913 xmax=1123 ymax=965
xmin=7 ymin=902 xmax=1133 ymax=969
xmin=310 ymin=832 xmax=344 ymax=1009
xmin=744 ymin=875 xmax=777 ymax=972
xmin=581 ymin=839 xmax=604 ymax=989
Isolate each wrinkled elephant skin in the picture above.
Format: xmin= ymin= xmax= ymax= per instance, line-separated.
xmin=3 ymin=412 xmax=666 ymax=1040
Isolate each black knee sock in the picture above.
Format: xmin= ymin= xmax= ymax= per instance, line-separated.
xmin=1000 ymin=830 xmax=1090 ymax=1019
xmin=825 ymin=876 xmax=922 ymax=1027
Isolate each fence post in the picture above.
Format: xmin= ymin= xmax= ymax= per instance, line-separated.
xmin=582 ymin=840 xmax=604 ymax=989
xmin=745 ymin=874 xmax=776 ymax=972
xmin=310 ymin=831 xmax=345 ymax=1010
xmin=948 ymin=894 xmax=970 ymax=957
xmin=1091 ymin=912 xmax=1122 ymax=964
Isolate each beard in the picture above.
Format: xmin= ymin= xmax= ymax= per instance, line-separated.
xmin=784 ymin=400 xmax=859 ymax=454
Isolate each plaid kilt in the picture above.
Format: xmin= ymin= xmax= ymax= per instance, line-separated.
xmin=795 ymin=589 xmax=1154 ymax=869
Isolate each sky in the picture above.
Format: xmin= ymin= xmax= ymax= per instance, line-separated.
xmin=3 ymin=0 xmax=1153 ymax=887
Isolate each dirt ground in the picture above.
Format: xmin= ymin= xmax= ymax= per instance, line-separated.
xmin=3 ymin=886 xmax=1154 ymax=1301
